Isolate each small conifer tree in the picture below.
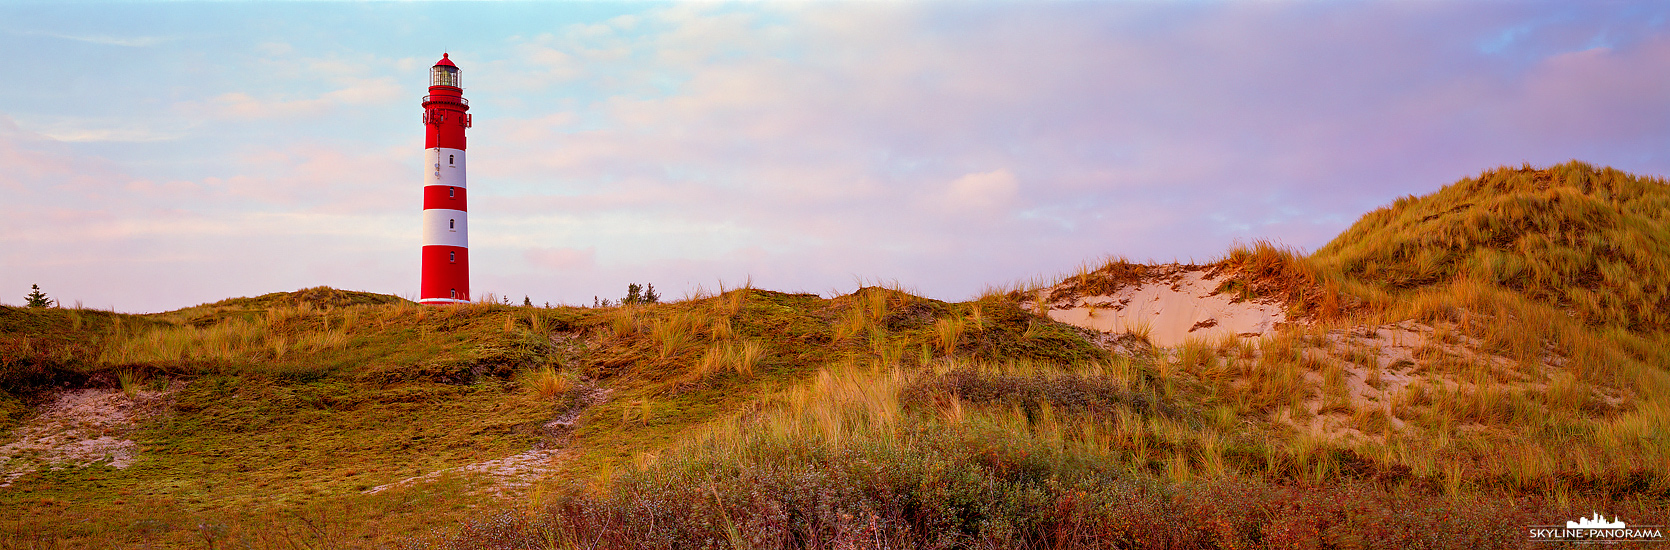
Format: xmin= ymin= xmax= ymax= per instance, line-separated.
xmin=621 ymin=283 xmax=660 ymax=305
xmin=24 ymin=284 xmax=53 ymax=308
xmin=523 ymin=295 xmax=532 ymax=306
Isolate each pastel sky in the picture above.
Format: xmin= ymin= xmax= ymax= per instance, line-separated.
xmin=3 ymin=1 xmax=1667 ymax=312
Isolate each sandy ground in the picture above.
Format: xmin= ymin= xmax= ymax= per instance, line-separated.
xmin=1041 ymin=267 xmax=1287 ymax=347
xmin=363 ymin=385 xmax=610 ymax=501
xmin=1034 ymin=263 xmax=1580 ymax=442
xmin=1272 ymin=319 xmax=1587 ymax=443
xmin=0 ymin=386 xmax=172 ymax=487
xmin=362 ymin=448 xmax=569 ymax=500
xmin=1279 ymin=321 xmax=1437 ymax=441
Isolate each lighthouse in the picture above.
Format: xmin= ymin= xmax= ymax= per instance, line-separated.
xmin=420 ymin=53 xmax=472 ymax=305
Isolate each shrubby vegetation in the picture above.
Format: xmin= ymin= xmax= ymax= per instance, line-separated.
xmin=2 ymin=162 xmax=1668 ymax=548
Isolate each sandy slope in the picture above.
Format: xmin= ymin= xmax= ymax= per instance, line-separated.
xmin=1040 ymin=266 xmax=1287 ymax=347
xmin=0 ymin=387 xmax=170 ymax=487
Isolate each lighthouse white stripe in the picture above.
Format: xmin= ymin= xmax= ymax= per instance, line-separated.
xmin=422 ymin=208 xmax=468 ymax=247
xmin=424 ymin=147 xmax=467 ymax=188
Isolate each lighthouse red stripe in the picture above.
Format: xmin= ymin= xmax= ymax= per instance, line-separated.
xmin=424 ymin=87 xmax=469 ymax=150
xmin=420 ymin=245 xmax=469 ymax=301
xmin=423 ymin=186 xmax=467 ymax=210
xmin=426 ymin=117 xmax=468 ymax=150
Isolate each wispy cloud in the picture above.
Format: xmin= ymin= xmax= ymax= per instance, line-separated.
xmin=23 ymin=117 xmax=184 ymax=143
xmin=16 ymin=29 xmax=173 ymax=47
xmin=185 ymin=77 xmax=403 ymax=121
xmin=41 ymin=128 xmax=178 ymax=143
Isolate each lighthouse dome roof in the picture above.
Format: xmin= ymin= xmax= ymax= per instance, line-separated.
xmin=433 ymin=53 xmax=457 ymax=68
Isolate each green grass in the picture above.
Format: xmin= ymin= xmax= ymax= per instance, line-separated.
xmin=1 ymin=282 xmax=1107 ymax=546
xmin=417 ymin=356 xmax=1666 ymax=549
xmin=5 ymin=162 xmax=1670 ymax=548
xmin=0 ymin=291 xmax=594 ymax=548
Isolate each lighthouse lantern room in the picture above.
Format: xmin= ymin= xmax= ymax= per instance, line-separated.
xmin=420 ymin=53 xmax=472 ymax=305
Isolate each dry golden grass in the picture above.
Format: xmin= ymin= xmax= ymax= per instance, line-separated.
xmin=13 ymin=163 xmax=1670 ymax=547
xmin=719 ymin=288 xmax=750 ymax=316
xmin=833 ymin=287 xmax=901 ymax=342
xmin=695 ymin=340 xmax=764 ymax=378
xmin=932 ymin=317 xmax=963 ymax=355
xmin=1314 ymin=161 xmax=1670 ymax=330
xmin=115 ymin=369 xmax=143 ymax=397
xmin=650 ymin=311 xmax=702 ymax=359
xmin=101 ymin=317 xmax=266 ymax=363
xmin=1003 ymin=164 xmax=1664 ymax=492
xmin=521 ymin=366 xmax=574 ymax=400
xmin=963 ymin=302 xmax=986 ymax=329
xmin=1147 ymin=298 xmax=1670 ymax=491
xmin=674 ymin=355 xmax=1270 ymax=489
xmin=608 ymin=307 xmax=641 ymax=337
xmin=1124 ymin=319 xmax=1154 ymax=344
xmin=706 ymin=316 xmax=733 ymax=341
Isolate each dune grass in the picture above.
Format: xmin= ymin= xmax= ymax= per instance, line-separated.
xmin=417 ymin=355 xmax=1666 ymax=549
xmin=5 ymin=268 xmax=1666 ymax=548
xmin=5 ymin=162 xmax=1670 ymax=548
xmin=1314 ymin=161 xmax=1670 ymax=330
xmin=0 ymin=290 xmax=592 ymax=548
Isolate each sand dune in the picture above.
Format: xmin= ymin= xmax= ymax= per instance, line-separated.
xmin=1038 ymin=266 xmax=1287 ymax=347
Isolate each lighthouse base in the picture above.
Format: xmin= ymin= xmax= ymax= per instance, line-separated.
xmin=420 ymin=244 xmax=470 ymax=304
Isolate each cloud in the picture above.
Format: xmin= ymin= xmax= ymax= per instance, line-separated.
xmin=467 ymin=1 xmax=1670 ymax=302
xmin=41 ymin=128 xmax=179 ymax=143
xmin=188 ymin=144 xmax=415 ymax=212
xmin=9 ymin=1 xmax=1670 ymax=312
xmin=22 ymin=116 xmax=184 ymax=143
xmin=193 ymin=77 xmax=402 ymax=120
xmin=21 ymin=30 xmax=172 ymax=47
xmin=943 ymin=170 xmax=1020 ymax=213
xmin=257 ymin=42 xmax=294 ymax=56
xmin=525 ymin=247 xmax=597 ymax=271
xmin=0 ymin=115 xmax=132 ymax=194
xmin=1509 ymin=37 xmax=1670 ymax=143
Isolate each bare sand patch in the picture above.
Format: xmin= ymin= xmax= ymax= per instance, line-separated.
xmin=362 ymin=448 xmax=569 ymax=500
xmin=1037 ymin=266 xmax=1287 ymax=347
xmin=0 ymin=386 xmax=173 ymax=487
xmin=1032 ymin=262 xmax=1595 ymax=445
xmin=1274 ymin=320 xmax=1580 ymax=443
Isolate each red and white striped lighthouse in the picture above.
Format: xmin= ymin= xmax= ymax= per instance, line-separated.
xmin=420 ymin=53 xmax=472 ymax=305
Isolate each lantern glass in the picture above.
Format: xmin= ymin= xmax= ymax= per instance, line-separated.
xmin=430 ymin=66 xmax=460 ymax=87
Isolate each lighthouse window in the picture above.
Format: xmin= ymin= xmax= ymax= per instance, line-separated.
xmin=449 ymin=219 xmax=455 ymax=229
xmin=451 ymin=289 xmax=457 ymax=299
xmin=449 ymin=251 xmax=456 ymax=262
xmin=448 ymin=155 xmax=454 ymax=165
xmin=448 ymin=187 xmax=455 ymax=198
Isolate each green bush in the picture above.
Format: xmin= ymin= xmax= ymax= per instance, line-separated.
xmin=24 ymin=284 xmax=52 ymax=308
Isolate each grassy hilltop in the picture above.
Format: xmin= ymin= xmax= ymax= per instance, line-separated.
xmin=1 ymin=160 xmax=1667 ymax=549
